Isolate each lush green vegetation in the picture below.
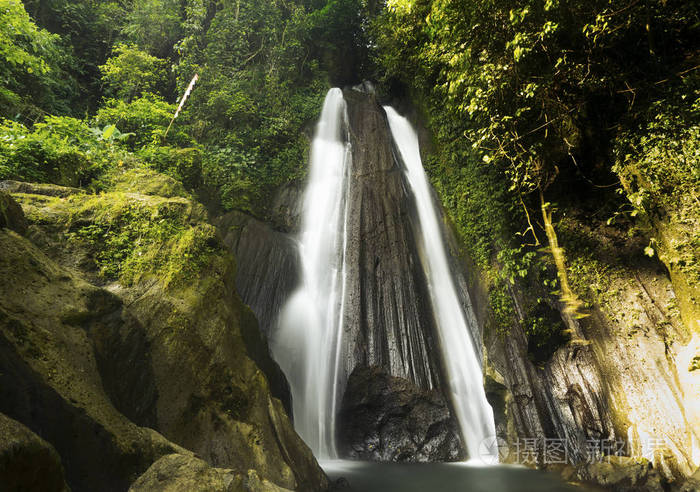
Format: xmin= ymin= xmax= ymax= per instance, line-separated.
xmin=1 ymin=0 xmax=698 ymax=357
xmin=1 ymin=0 xmax=366 ymax=217
xmin=371 ymin=0 xmax=699 ymax=352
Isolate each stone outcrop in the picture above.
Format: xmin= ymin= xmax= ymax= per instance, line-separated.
xmin=216 ymin=209 xmax=301 ymax=343
xmin=0 ymin=180 xmax=83 ymax=198
xmin=129 ymin=454 xmax=292 ymax=492
xmin=2 ymin=176 xmax=329 ymax=492
xmin=338 ymin=89 xmax=444 ymax=393
xmin=0 ymin=228 xmax=187 ymax=492
xmin=0 ymin=191 xmax=27 ymax=234
xmin=475 ymin=212 xmax=700 ymax=486
xmin=337 ymin=367 xmax=464 ymax=462
xmin=0 ymin=413 xmax=70 ymax=492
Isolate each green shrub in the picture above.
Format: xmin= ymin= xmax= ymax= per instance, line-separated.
xmin=0 ymin=0 xmax=77 ymax=116
xmin=136 ymin=145 xmax=203 ymax=190
xmin=100 ymin=43 xmax=169 ymax=101
xmin=95 ymin=95 xmax=191 ymax=149
xmin=0 ymin=116 xmax=117 ymax=187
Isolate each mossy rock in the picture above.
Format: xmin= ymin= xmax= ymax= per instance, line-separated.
xmin=0 ymin=413 xmax=69 ymax=492
xmin=5 ymin=174 xmax=329 ymax=491
xmin=0 ymin=180 xmax=84 ymax=198
xmin=0 ymin=229 xmax=187 ymax=492
xmin=0 ymin=191 xmax=27 ymax=234
xmin=13 ymin=181 xmax=211 ymax=287
xmin=128 ymin=454 xmax=293 ymax=492
xmin=576 ymin=456 xmax=664 ymax=492
xmin=109 ymin=167 xmax=190 ymax=199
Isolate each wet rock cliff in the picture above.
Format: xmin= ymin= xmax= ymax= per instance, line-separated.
xmin=0 ymin=173 xmax=329 ymax=492
xmin=441 ymin=186 xmax=700 ymax=490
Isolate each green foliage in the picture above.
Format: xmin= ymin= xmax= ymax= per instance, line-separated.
xmin=614 ymin=83 xmax=700 ymax=283
xmin=614 ymin=86 xmax=700 ymax=208
xmin=100 ymin=43 xmax=169 ymax=101
xmin=306 ymin=0 xmax=373 ymax=85
xmin=488 ymin=282 xmax=516 ymax=338
xmin=123 ymin=0 xmax=183 ymax=58
xmin=175 ymin=0 xmax=354 ymax=214
xmin=95 ymin=96 xmax=189 ymax=149
xmin=374 ymin=0 xmax=699 ymax=195
xmin=0 ymin=0 xmax=52 ymax=73
xmin=107 ymin=167 xmax=189 ymax=199
xmin=0 ymin=0 xmax=76 ymax=115
xmin=23 ymin=0 xmax=127 ymax=111
xmin=372 ymin=0 xmax=699 ymax=338
xmin=0 ymin=116 xmax=120 ymax=187
xmin=137 ymin=145 xmax=203 ymax=190
xmin=200 ymin=146 xmax=262 ymax=214
xmin=4 ymin=0 xmax=374 ymax=218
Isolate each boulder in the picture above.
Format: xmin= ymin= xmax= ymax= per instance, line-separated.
xmin=0 ymin=191 xmax=27 ymax=234
xmin=337 ymin=366 xmax=464 ymax=462
xmin=0 ymin=229 xmax=187 ymax=492
xmin=0 ymin=180 xmax=83 ymax=197
xmin=576 ymin=456 xmax=665 ymax=492
xmin=7 ymin=175 xmax=329 ymax=491
xmin=0 ymin=413 xmax=70 ymax=492
xmin=129 ymin=454 xmax=292 ymax=492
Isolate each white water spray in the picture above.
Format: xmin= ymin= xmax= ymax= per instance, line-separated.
xmin=273 ymin=89 xmax=496 ymax=461
xmin=384 ymin=106 xmax=497 ymax=461
xmin=272 ymin=88 xmax=351 ymax=458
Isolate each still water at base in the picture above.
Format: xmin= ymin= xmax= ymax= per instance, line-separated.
xmin=321 ymin=460 xmax=586 ymax=492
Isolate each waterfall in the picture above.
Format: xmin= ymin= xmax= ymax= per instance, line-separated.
xmin=272 ymin=88 xmax=351 ymax=458
xmin=272 ymin=89 xmax=496 ymax=462
xmin=384 ymin=107 xmax=497 ymax=461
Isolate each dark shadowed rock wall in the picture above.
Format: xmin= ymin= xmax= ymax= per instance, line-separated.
xmin=337 ymin=366 xmax=464 ymax=462
xmin=338 ymin=89 xmax=444 ymax=393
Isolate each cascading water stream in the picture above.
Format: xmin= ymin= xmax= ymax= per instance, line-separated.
xmin=273 ymin=88 xmax=496 ymax=462
xmin=272 ymin=88 xmax=351 ymax=458
xmin=384 ymin=107 xmax=498 ymax=462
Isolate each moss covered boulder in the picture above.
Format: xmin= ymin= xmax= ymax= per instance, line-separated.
xmin=129 ymin=454 xmax=293 ymax=492
xmin=0 ymin=413 xmax=70 ymax=492
xmin=0 ymin=229 xmax=187 ymax=492
xmin=5 ymin=171 xmax=328 ymax=491
xmin=0 ymin=191 xmax=26 ymax=234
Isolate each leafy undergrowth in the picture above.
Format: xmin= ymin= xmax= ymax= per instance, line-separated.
xmin=614 ymin=88 xmax=700 ymax=329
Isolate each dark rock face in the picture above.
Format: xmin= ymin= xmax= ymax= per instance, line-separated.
xmin=215 ymin=210 xmax=297 ymax=414
xmin=0 ymin=230 xmax=185 ymax=492
xmin=0 ymin=413 xmax=69 ymax=492
xmin=480 ymin=219 xmax=698 ymax=483
xmin=337 ymin=367 xmax=464 ymax=462
xmin=0 ymin=191 xmax=27 ymax=234
xmin=220 ymin=91 xmax=448 ymax=394
xmin=219 ymin=90 xmax=468 ymax=461
xmin=338 ymin=90 xmax=445 ymax=395
xmin=216 ymin=210 xmax=301 ymax=341
xmin=574 ymin=456 xmax=666 ymax=492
